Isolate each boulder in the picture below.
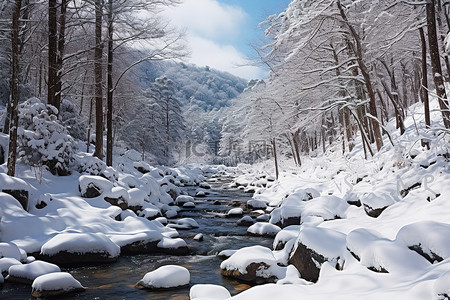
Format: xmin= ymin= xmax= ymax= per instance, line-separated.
xmin=237 ymin=216 xmax=255 ymax=227
xmin=361 ymin=192 xmax=395 ymax=218
xmin=190 ymin=284 xmax=231 ymax=300
xmin=175 ymin=195 xmax=195 ymax=206
xmin=226 ymin=208 xmax=243 ymax=218
xmin=8 ymin=261 xmax=61 ymax=284
xmin=136 ymin=265 xmax=190 ymax=290
xmin=220 ymin=246 xmax=285 ymax=285
xmin=2 ymin=189 xmax=28 ymax=211
xmin=31 ymin=272 xmax=85 ymax=298
xmin=288 ymin=227 xmax=346 ymax=282
xmin=79 ymin=175 xmax=113 ymax=198
xmin=247 ymin=199 xmax=267 ymax=210
xmin=39 ymin=233 xmax=120 ymax=265
xmin=247 ymin=222 xmax=281 ymax=237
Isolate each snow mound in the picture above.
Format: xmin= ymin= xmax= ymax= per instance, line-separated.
xmin=8 ymin=260 xmax=60 ymax=282
xmin=78 ymin=175 xmax=113 ymax=198
xmin=247 ymin=199 xmax=267 ymax=210
xmin=127 ymin=188 xmax=147 ymax=207
xmin=276 ymin=265 xmax=310 ymax=285
xmin=0 ymin=242 xmax=23 ymax=261
xmin=0 ymin=173 xmax=31 ymax=192
xmin=190 ymin=284 xmax=231 ymax=300
xmin=183 ymin=201 xmax=196 ymax=208
xmin=167 ymin=218 xmax=199 ymax=229
xmin=227 ymin=208 xmax=244 ymax=216
xmin=136 ymin=265 xmax=190 ymax=289
xmin=396 ymin=221 xmax=450 ymax=262
xmin=248 ymin=222 xmax=281 ymax=237
xmin=175 ymin=195 xmax=194 ymax=205
xmin=0 ymin=257 xmax=21 ymax=274
xmin=220 ymin=245 xmax=286 ymax=281
xmin=41 ymin=232 xmax=120 ymax=258
xmin=32 ymin=272 xmax=84 ymax=297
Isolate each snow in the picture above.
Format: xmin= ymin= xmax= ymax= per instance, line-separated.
xmin=137 ymin=265 xmax=190 ymax=289
xmin=247 ymin=199 xmax=267 ymax=209
xmin=32 ymin=272 xmax=84 ymax=292
xmin=183 ymin=201 xmax=196 ymax=208
xmin=227 ymin=208 xmax=243 ymax=216
xmin=0 ymin=173 xmax=31 ymax=192
xmin=175 ymin=195 xmax=194 ymax=205
xmin=276 ymin=265 xmax=310 ymax=285
xmin=295 ymin=226 xmax=346 ymax=260
xmin=0 ymin=242 xmax=23 ymax=261
xmin=247 ymin=222 xmax=281 ymax=236
xmin=220 ymin=245 xmax=286 ymax=279
xmin=78 ymin=175 xmax=113 ymax=197
xmin=190 ymin=284 xmax=231 ymax=300
xmin=40 ymin=233 xmax=120 ymax=258
xmin=8 ymin=261 xmax=61 ymax=281
xmin=167 ymin=218 xmax=199 ymax=229
xmin=157 ymin=237 xmax=187 ymax=249
xmin=127 ymin=188 xmax=147 ymax=206
xmin=0 ymin=257 xmax=21 ymax=274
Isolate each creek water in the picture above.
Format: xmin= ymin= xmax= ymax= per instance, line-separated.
xmin=1 ymin=177 xmax=273 ymax=299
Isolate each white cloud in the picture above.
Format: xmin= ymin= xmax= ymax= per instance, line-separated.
xmin=165 ymin=0 xmax=266 ymax=80
xmin=165 ymin=0 xmax=247 ymax=39
xmin=188 ymin=35 xmax=266 ymax=80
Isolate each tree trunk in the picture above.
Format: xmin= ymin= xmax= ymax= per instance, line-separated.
xmin=7 ymin=0 xmax=23 ymax=177
xmin=427 ymin=0 xmax=450 ymax=128
xmin=337 ymin=0 xmax=383 ymax=151
xmin=419 ymin=27 xmax=431 ymax=128
xmin=93 ymin=0 xmax=104 ymax=160
xmin=48 ymin=0 xmax=57 ymax=108
xmin=54 ymin=0 xmax=67 ymax=113
xmin=271 ymin=138 xmax=279 ymax=180
xmin=106 ymin=0 xmax=114 ymax=166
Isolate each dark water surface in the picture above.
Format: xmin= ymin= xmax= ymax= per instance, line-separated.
xmin=1 ymin=177 xmax=272 ymax=299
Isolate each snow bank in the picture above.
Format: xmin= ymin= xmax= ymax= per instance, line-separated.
xmin=136 ymin=265 xmax=190 ymax=289
xmin=0 ymin=242 xmax=23 ymax=261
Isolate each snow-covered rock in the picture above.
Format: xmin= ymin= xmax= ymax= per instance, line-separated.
xmin=396 ymin=221 xmax=450 ymax=263
xmin=8 ymin=260 xmax=61 ymax=284
xmin=31 ymin=272 xmax=85 ymax=298
xmin=175 ymin=195 xmax=194 ymax=205
xmin=288 ymin=226 xmax=346 ymax=282
xmin=127 ymin=188 xmax=147 ymax=208
xmin=0 ymin=257 xmax=21 ymax=276
xmin=237 ymin=216 xmax=255 ymax=226
xmin=0 ymin=242 xmax=23 ymax=261
xmin=190 ymin=284 xmax=231 ymax=300
xmin=220 ymin=246 xmax=286 ymax=284
xmin=183 ymin=201 xmax=196 ymax=208
xmin=247 ymin=222 xmax=281 ymax=237
xmin=79 ymin=175 xmax=113 ymax=198
xmin=167 ymin=218 xmax=199 ymax=229
xmin=194 ymin=233 xmax=204 ymax=241
xmin=227 ymin=207 xmax=243 ymax=217
xmin=361 ymin=192 xmax=396 ymax=218
xmin=40 ymin=233 xmax=120 ymax=265
xmin=103 ymin=187 xmax=130 ymax=210
xmin=247 ymin=199 xmax=267 ymax=210
xmin=136 ymin=265 xmax=190 ymax=289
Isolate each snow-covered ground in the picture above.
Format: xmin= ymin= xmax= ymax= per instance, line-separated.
xmin=210 ymin=99 xmax=450 ymax=299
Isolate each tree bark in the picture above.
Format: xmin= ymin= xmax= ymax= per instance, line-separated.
xmin=93 ymin=0 xmax=104 ymax=160
xmin=337 ymin=0 xmax=383 ymax=151
xmin=54 ymin=0 xmax=67 ymax=113
xmin=7 ymin=0 xmax=23 ymax=177
xmin=48 ymin=0 xmax=57 ymax=108
xmin=106 ymin=0 xmax=114 ymax=166
xmin=271 ymin=138 xmax=279 ymax=180
xmin=426 ymin=0 xmax=450 ymax=128
xmin=419 ymin=27 xmax=431 ymax=127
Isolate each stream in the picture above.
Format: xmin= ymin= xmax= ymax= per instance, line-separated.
xmin=1 ymin=177 xmax=273 ymax=299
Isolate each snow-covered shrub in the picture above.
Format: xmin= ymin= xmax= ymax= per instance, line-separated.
xmin=60 ymin=99 xmax=86 ymax=141
xmin=77 ymin=155 xmax=106 ymax=176
xmin=17 ymin=98 xmax=75 ymax=176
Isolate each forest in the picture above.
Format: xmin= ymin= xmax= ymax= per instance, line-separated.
xmin=0 ymin=0 xmax=449 ymax=299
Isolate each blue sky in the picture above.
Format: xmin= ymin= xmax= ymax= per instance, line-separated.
xmin=165 ymin=0 xmax=291 ymax=80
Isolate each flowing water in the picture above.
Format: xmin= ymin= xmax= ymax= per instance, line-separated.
xmin=1 ymin=177 xmax=273 ymax=299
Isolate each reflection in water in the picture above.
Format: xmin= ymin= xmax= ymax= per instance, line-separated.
xmin=1 ymin=180 xmax=273 ymax=299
